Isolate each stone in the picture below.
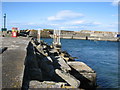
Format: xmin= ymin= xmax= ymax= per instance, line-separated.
xmin=68 ymin=61 xmax=95 ymax=73
xmin=29 ymin=68 xmax=42 ymax=80
xmin=68 ymin=61 xmax=96 ymax=88
xmin=24 ymin=42 xmax=39 ymax=68
xmin=44 ymin=56 xmax=53 ymax=63
xmin=52 ymin=56 xmax=71 ymax=71
xmin=29 ymin=81 xmax=67 ymax=88
xmin=49 ymin=49 xmax=59 ymax=56
xmin=37 ymin=56 xmax=55 ymax=78
xmin=0 ymin=47 xmax=8 ymax=54
xmin=55 ymin=69 xmax=80 ymax=88
xmin=22 ymin=39 xmax=96 ymax=89
xmin=62 ymin=57 xmax=70 ymax=61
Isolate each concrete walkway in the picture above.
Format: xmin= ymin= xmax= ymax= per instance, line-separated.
xmin=1 ymin=37 xmax=30 ymax=89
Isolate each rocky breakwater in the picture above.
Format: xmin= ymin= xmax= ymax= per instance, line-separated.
xmin=22 ymin=38 xmax=96 ymax=89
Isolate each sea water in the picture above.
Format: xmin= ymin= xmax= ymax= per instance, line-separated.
xmin=41 ymin=38 xmax=119 ymax=88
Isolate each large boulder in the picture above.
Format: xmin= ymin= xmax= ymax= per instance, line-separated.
xmin=55 ymin=69 xmax=80 ymax=88
xmin=68 ymin=61 xmax=96 ymax=88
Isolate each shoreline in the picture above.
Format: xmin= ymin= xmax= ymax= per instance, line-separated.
xmin=41 ymin=37 xmax=120 ymax=42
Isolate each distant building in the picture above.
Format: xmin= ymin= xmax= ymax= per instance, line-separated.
xmin=80 ymin=30 xmax=118 ymax=38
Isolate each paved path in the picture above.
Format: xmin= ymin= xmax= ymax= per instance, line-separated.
xmin=1 ymin=37 xmax=30 ymax=89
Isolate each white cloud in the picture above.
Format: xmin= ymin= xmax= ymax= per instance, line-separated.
xmin=48 ymin=16 xmax=61 ymax=21
xmin=65 ymin=20 xmax=85 ymax=25
xmin=105 ymin=24 xmax=116 ymax=28
xmin=47 ymin=10 xmax=83 ymax=21
xmin=112 ymin=22 xmax=118 ymax=25
xmin=92 ymin=22 xmax=102 ymax=25
xmin=27 ymin=22 xmax=37 ymax=25
xmin=112 ymin=14 xmax=118 ymax=16
xmin=60 ymin=26 xmax=80 ymax=29
xmin=112 ymin=0 xmax=120 ymax=6
xmin=101 ymin=23 xmax=118 ymax=30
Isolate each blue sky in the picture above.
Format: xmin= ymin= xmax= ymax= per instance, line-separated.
xmin=2 ymin=2 xmax=118 ymax=32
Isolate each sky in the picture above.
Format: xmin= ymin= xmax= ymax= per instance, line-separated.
xmin=1 ymin=1 xmax=119 ymax=32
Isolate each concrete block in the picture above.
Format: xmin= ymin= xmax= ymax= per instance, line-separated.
xmin=49 ymin=49 xmax=59 ymax=56
xmin=68 ymin=61 xmax=95 ymax=73
xmin=53 ymin=56 xmax=71 ymax=71
xmin=55 ymin=69 xmax=80 ymax=88
xmin=42 ymin=56 xmax=53 ymax=64
xmin=29 ymin=68 xmax=42 ymax=80
xmin=29 ymin=81 xmax=67 ymax=88
xmin=68 ymin=61 xmax=96 ymax=88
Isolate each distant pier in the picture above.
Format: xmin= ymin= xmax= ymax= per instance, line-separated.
xmin=1 ymin=29 xmax=120 ymax=42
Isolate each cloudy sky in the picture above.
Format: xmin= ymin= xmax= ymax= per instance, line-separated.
xmin=2 ymin=1 xmax=119 ymax=32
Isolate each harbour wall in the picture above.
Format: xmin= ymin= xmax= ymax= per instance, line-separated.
xmin=50 ymin=34 xmax=119 ymax=42
xmin=22 ymin=38 xmax=96 ymax=89
xmin=1 ymin=29 xmax=120 ymax=42
xmin=1 ymin=37 xmax=96 ymax=89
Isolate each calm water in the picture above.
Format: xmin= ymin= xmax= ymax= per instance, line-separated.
xmin=41 ymin=38 xmax=119 ymax=88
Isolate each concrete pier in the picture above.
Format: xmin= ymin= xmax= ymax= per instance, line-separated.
xmin=1 ymin=37 xmax=96 ymax=89
xmin=22 ymin=38 xmax=96 ymax=89
xmin=1 ymin=37 xmax=30 ymax=89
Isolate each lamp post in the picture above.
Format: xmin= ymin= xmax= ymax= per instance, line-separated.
xmin=2 ymin=13 xmax=7 ymax=31
xmin=4 ymin=13 xmax=6 ymax=29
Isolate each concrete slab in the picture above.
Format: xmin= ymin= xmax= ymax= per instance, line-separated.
xmin=55 ymin=69 xmax=80 ymax=88
xmin=68 ymin=61 xmax=96 ymax=88
xmin=30 ymin=81 xmax=67 ymax=88
xmin=2 ymin=37 xmax=30 ymax=88
xmin=68 ymin=61 xmax=94 ymax=73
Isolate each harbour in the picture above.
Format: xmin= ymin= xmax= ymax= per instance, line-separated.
xmin=1 ymin=37 xmax=97 ymax=89
xmin=1 ymin=17 xmax=119 ymax=89
xmin=1 ymin=2 xmax=119 ymax=89
xmin=42 ymin=38 xmax=119 ymax=88
xmin=1 ymin=36 xmax=119 ymax=89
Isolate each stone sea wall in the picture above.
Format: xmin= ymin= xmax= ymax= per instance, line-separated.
xmin=22 ymin=38 xmax=97 ymax=89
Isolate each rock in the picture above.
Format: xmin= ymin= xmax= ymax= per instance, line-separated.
xmin=22 ymin=39 xmax=96 ymax=89
xmin=44 ymin=56 xmax=53 ymax=63
xmin=29 ymin=81 xmax=67 ymax=88
xmin=0 ymin=47 xmax=8 ymax=54
xmin=68 ymin=61 xmax=96 ymax=88
xmin=49 ymin=49 xmax=59 ymax=56
xmin=68 ymin=61 xmax=95 ymax=73
xmin=40 ymin=62 xmax=55 ymax=77
xmin=52 ymin=56 xmax=71 ymax=71
xmin=61 ymin=51 xmax=71 ymax=57
xmin=55 ymin=69 xmax=80 ymax=88
xmin=24 ymin=42 xmax=39 ymax=68
xmin=63 ymin=57 xmax=70 ymax=61
xmin=43 ymin=45 xmax=47 ymax=50
xmin=29 ymin=68 xmax=42 ymax=80
xmin=37 ymin=56 xmax=55 ymax=79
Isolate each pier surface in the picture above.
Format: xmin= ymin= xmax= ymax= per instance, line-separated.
xmin=1 ymin=37 xmax=30 ymax=88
